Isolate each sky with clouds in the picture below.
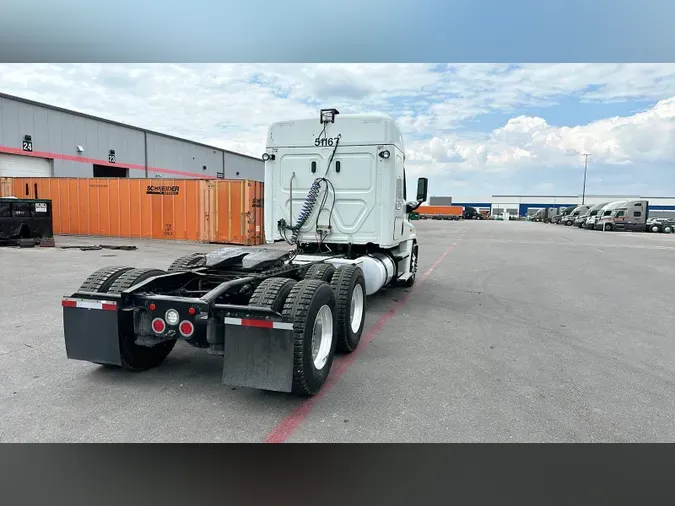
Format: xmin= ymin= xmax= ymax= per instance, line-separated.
xmin=0 ymin=63 xmax=674 ymax=201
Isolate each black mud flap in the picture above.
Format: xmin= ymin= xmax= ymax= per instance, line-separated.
xmin=62 ymin=297 xmax=122 ymax=366
xmin=221 ymin=315 xmax=295 ymax=393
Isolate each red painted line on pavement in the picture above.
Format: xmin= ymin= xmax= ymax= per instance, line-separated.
xmin=264 ymin=241 xmax=459 ymax=444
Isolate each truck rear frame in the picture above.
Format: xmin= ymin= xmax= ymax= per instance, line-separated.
xmin=61 ymin=246 xmax=390 ymax=396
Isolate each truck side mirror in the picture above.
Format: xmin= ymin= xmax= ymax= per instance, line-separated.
xmin=416 ymin=177 xmax=428 ymax=202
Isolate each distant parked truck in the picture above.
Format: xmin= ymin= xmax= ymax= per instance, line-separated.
xmin=463 ymin=206 xmax=484 ymax=220
xmin=560 ymin=205 xmax=590 ymax=226
xmin=543 ymin=207 xmax=559 ymax=223
xmin=419 ymin=205 xmax=463 ymax=220
xmin=582 ymin=202 xmax=613 ymax=229
xmin=551 ymin=206 xmax=573 ymax=224
xmin=532 ymin=207 xmax=558 ymax=223
xmin=592 ymin=200 xmax=627 ymax=229
xmin=575 ymin=202 xmax=610 ymax=228
xmin=595 ymin=200 xmax=649 ymax=231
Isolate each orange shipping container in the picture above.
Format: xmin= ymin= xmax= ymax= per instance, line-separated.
xmin=418 ymin=205 xmax=462 ymax=216
xmin=0 ymin=177 xmax=264 ymax=245
xmin=0 ymin=178 xmax=11 ymax=198
xmin=198 ymin=179 xmax=264 ymax=245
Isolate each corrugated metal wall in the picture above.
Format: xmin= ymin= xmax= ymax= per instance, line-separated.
xmin=146 ymin=133 xmax=224 ymax=179
xmin=0 ymin=94 xmax=264 ymax=182
xmin=0 ymin=95 xmax=146 ymax=178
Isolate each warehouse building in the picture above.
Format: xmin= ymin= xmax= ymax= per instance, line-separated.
xmin=0 ymin=92 xmax=263 ymax=182
xmin=424 ymin=196 xmax=491 ymax=214
xmin=430 ymin=194 xmax=675 ymax=218
xmin=427 ymin=196 xmax=453 ymax=206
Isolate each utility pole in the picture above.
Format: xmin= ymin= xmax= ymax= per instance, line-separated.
xmin=581 ymin=153 xmax=590 ymax=205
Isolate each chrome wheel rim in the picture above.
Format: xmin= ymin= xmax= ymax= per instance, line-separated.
xmin=311 ymin=305 xmax=333 ymax=370
xmin=350 ymin=284 xmax=364 ymax=334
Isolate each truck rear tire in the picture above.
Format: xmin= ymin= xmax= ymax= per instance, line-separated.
xmin=168 ymin=252 xmax=206 ymax=272
xmin=78 ymin=266 xmax=134 ymax=293
xmin=248 ymin=277 xmax=297 ymax=312
xmin=304 ymin=262 xmax=336 ymax=282
xmin=106 ymin=268 xmax=177 ymax=371
xmin=330 ymin=264 xmax=367 ymax=353
xmin=107 ymin=267 xmax=167 ymax=295
xmin=282 ymin=279 xmax=337 ymax=396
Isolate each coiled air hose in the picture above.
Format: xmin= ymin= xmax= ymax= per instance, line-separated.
xmin=278 ymin=178 xmax=322 ymax=244
xmin=290 ymin=178 xmax=322 ymax=243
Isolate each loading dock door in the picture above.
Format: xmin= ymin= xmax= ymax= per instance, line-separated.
xmin=0 ymin=153 xmax=53 ymax=178
xmin=93 ymin=164 xmax=128 ymax=178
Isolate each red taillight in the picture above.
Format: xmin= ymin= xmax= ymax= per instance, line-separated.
xmin=148 ymin=303 xmax=157 ymax=311
xmin=179 ymin=320 xmax=194 ymax=338
xmin=152 ymin=318 xmax=166 ymax=334
xmin=188 ymin=307 xmax=196 ymax=316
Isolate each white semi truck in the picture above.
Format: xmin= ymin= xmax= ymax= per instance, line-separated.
xmin=60 ymin=108 xmax=429 ymax=396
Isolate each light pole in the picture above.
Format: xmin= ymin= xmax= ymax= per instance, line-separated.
xmin=581 ymin=153 xmax=590 ymax=205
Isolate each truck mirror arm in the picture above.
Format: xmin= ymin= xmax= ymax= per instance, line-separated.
xmin=406 ymin=199 xmax=423 ymax=214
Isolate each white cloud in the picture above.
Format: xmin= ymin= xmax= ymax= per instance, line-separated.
xmin=0 ymin=63 xmax=674 ymax=190
xmin=408 ymin=96 xmax=675 ymax=178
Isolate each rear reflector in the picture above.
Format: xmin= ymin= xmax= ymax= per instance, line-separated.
xmin=224 ymin=317 xmax=294 ymax=330
xmin=152 ymin=318 xmax=166 ymax=334
xmin=62 ymin=298 xmax=117 ymax=311
xmin=179 ymin=320 xmax=194 ymax=338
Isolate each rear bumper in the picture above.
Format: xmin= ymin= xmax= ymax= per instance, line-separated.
xmin=61 ymin=293 xmax=297 ymax=392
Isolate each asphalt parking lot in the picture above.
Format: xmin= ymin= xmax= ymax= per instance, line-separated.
xmin=1 ymin=220 xmax=674 ymax=442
